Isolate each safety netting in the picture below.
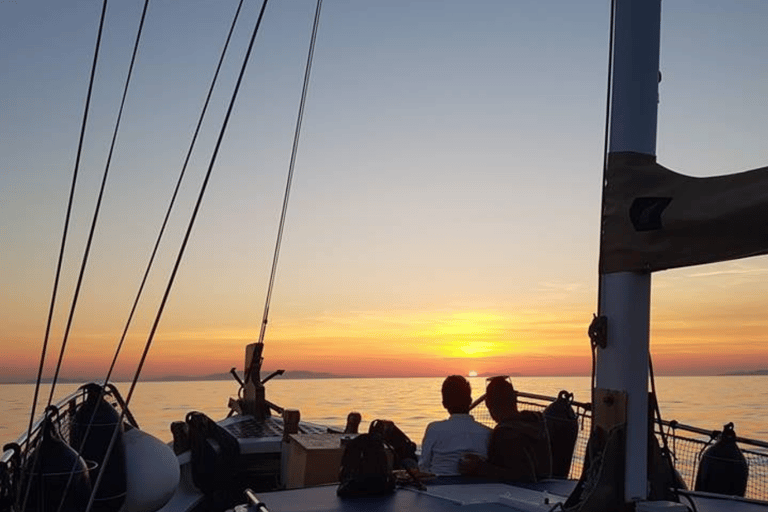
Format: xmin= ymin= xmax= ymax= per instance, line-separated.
xmin=471 ymin=391 xmax=768 ymax=502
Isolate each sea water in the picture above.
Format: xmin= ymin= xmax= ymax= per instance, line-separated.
xmin=1 ymin=376 xmax=767 ymax=445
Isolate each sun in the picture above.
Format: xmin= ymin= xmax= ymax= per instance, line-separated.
xmin=468 ymin=370 xmax=478 ymax=377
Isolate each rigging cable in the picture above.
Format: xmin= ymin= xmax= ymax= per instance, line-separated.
xmin=257 ymin=0 xmax=324 ymax=346
xmin=85 ymin=1 xmax=273 ymax=510
xmin=648 ymin=353 xmax=681 ymax=497
xmin=53 ymin=1 xmax=250 ymax=510
xmin=24 ymin=0 xmax=108 ymax=456
xmin=24 ymin=0 xmax=148 ymax=503
xmin=99 ymin=0 xmax=248 ymax=389
xmin=591 ymin=0 xmax=616 ymax=399
xmin=44 ymin=0 xmax=152 ymax=410
xmin=20 ymin=2 xmax=109 ymax=511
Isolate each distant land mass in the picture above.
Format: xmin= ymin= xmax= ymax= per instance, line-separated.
xmin=153 ymin=370 xmax=523 ymax=381
xmin=152 ymin=370 xmax=350 ymax=381
xmin=721 ymin=369 xmax=768 ymax=376
xmin=2 ymin=370 xmax=352 ymax=384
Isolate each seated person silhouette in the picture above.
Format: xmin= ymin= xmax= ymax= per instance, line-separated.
xmin=459 ymin=376 xmax=552 ymax=482
xmin=418 ymin=375 xmax=491 ymax=476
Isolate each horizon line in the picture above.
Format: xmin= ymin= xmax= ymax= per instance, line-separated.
xmin=2 ymin=369 xmax=767 ymax=384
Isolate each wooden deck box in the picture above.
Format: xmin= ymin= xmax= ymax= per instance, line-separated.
xmin=282 ymin=433 xmax=355 ymax=489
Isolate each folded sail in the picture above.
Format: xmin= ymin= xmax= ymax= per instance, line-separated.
xmin=600 ymin=152 xmax=768 ymax=274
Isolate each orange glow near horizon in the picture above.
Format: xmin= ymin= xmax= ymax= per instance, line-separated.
xmin=4 ymin=289 xmax=768 ymax=382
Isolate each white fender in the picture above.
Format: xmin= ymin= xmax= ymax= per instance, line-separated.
xmin=119 ymin=428 xmax=180 ymax=512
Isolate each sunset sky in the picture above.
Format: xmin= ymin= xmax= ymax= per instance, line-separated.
xmin=2 ymin=0 xmax=768 ymax=383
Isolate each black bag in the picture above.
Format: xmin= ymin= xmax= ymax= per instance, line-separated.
xmin=369 ymin=419 xmax=418 ymax=469
xmin=337 ymin=433 xmax=395 ymax=497
xmin=186 ymin=411 xmax=240 ymax=494
xmin=543 ymin=390 xmax=578 ymax=478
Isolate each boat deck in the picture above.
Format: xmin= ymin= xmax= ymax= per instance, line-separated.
xmin=253 ymin=478 xmax=768 ymax=512
xmin=255 ymin=479 xmax=569 ymax=512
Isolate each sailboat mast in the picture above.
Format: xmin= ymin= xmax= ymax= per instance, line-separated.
xmin=596 ymin=0 xmax=661 ymax=503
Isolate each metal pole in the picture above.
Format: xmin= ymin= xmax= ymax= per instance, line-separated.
xmin=597 ymin=0 xmax=661 ymax=502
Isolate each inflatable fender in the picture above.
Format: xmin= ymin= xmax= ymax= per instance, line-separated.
xmin=694 ymin=422 xmax=748 ymax=497
xmin=23 ymin=407 xmax=92 ymax=512
xmin=72 ymin=383 xmax=126 ymax=511
xmin=119 ymin=428 xmax=180 ymax=512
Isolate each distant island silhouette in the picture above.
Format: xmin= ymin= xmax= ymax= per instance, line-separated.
xmin=721 ymin=369 xmax=768 ymax=376
xmin=152 ymin=370 xmax=351 ymax=381
xmin=3 ymin=370 xmax=352 ymax=384
xmin=147 ymin=370 xmax=523 ymax=381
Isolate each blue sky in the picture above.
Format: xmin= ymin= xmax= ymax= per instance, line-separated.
xmin=1 ymin=0 xmax=768 ymax=381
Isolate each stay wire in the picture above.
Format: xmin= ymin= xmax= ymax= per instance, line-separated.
xmin=649 ymin=353 xmax=679 ymax=492
xmin=54 ymin=1 xmax=249 ymax=510
xmin=592 ymin=0 xmax=616 ymax=400
xmin=85 ymin=1 xmax=272 ymax=509
xmin=20 ymin=1 xmax=108 ymax=510
xmin=257 ymin=0 xmax=323 ymax=346
xmin=101 ymin=0 xmax=247 ymax=388
xmin=596 ymin=0 xmax=616 ymax=316
xmin=45 ymin=0 xmax=152 ymax=409
xmin=24 ymin=0 xmax=108 ymax=453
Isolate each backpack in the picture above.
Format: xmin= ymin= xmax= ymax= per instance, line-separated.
xmin=543 ymin=390 xmax=578 ymax=478
xmin=368 ymin=419 xmax=418 ymax=468
xmin=337 ymin=432 xmax=395 ymax=497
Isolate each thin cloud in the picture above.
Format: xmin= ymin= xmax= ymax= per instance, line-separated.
xmin=688 ymin=268 xmax=768 ymax=278
xmin=537 ymin=281 xmax=584 ymax=293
